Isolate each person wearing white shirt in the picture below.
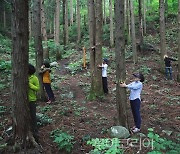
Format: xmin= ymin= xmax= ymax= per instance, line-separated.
xmin=98 ymin=58 xmax=108 ymax=94
xmin=120 ymin=73 xmax=144 ymax=133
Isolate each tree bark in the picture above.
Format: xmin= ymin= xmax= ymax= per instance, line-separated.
xmin=88 ymin=0 xmax=96 ymax=98
xmin=11 ymin=0 xmax=36 ymax=148
xmin=41 ymin=0 xmax=49 ymax=60
xmin=33 ymin=0 xmax=46 ymax=100
xmin=127 ymin=0 xmax=131 ymax=44
xmin=159 ymin=0 xmax=167 ymax=70
xmin=143 ymin=0 xmax=147 ymax=34
xmin=55 ymin=0 xmax=60 ymax=45
xmin=165 ymin=0 xmax=168 ymax=21
xmin=130 ymin=0 xmax=138 ymax=63
xmin=88 ymin=0 xmax=103 ymax=99
xmin=77 ymin=0 xmax=81 ymax=43
xmin=29 ymin=8 xmax=32 ymax=38
xmin=3 ymin=5 xmax=6 ymax=29
xmin=103 ymin=0 xmax=106 ymax=24
xmin=95 ymin=0 xmax=103 ymax=96
xmin=115 ymin=0 xmax=128 ymax=128
xmin=54 ymin=0 xmax=61 ymax=60
xmin=138 ymin=0 xmax=144 ymax=48
xmin=70 ymin=0 xmax=74 ymax=26
xmin=109 ymin=0 xmax=114 ymax=47
xmin=177 ymin=0 xmax=180 ymax=82
xmin=63 ymin=0 xmax=69 ymax=45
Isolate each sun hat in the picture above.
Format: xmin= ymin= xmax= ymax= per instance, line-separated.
xmin=133 ymin=73 xmax=144 ymax=82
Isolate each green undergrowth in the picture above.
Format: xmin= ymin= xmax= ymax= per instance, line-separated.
xmin=87 ymin=128 xmax=180 ymax=154
xmin=50 ymin=129 xmax=75 ymax=153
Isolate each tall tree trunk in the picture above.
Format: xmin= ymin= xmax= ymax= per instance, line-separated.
xmin=63 ymin=0 xmax=66 ymax=45
xmin=3 ymin=5 xmax=6 ymax=29
xmin=95 ymin=0 xmax=103 ymax=96
xmin=65 ymin=0 xmax=69 ymax=44
xmin=41 ymin=0 xmax=49 ymax=60
xmin=55 ymin=0 xmax=60 ymax=45
xmin=88 ymin=0 xmax=103 ymax=99
xmin=130 ymin=0 xmax=138 ymax=63
xmin=159 ymin=0 xmax=167 ymax=70
xmin=63 ymin=0 xmax=69 ymax=45
xmin=177 ymin=0 xmax=180 ymax=82
xmin=33 ymin=0 xmax=46 ymax=100
xmin=74 ymin=2 xmax=77 ymax=23
xmin=77 ymin=0 xmax=81 ymax=43
xmin=29 ymin=8 xmax=32 ymax=38
xmin=138 ymin=0 xmax=144 ymax=48
xmin=165 ymin=0 xmax=168 ymax=21
xmin=88 ymin=0 xmax=96 ymax=98
xmin=103 ymin=0 xmax=106 ymax=24
xmin=55 ymin=0 xmax=61 ymax=60
xmin=124 ymin=0 xmax=130 ymax=43
xmin=115 ymin=0 xmax=128 ymax=128
xmin=143 ymin=0 xmax=147 ymax=34
xmin=127 ymin=0 xmax=131 ymax=44
xmin=109 ymin=0 xmax=114 ymax=47
xmin=12 ymin=0 xmax=37 ymax=147
xmin=70 ymin=0 xmax=74 ymax=26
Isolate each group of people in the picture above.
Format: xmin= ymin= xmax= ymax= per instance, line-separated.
xmin=99 ymin=54 xmax=177 ymax=133
xmin=99 ymin=58 xmax=144 ymax=133
xmin=28 ymin=53 xmax=177 ymax=141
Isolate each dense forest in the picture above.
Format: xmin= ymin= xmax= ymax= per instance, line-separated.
xmin=0 ymin=0 xmax=180 ymax=153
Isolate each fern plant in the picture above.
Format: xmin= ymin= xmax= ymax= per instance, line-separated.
xmin=51 ymin=129 xmax=74 ymax=153
xmin=87 ymin=138 xmax=124 ymax=154
xmin=147 ymin=128 xmax=180 ymax=154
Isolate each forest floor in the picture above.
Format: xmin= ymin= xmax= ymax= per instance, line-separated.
xmin=0 ymin=48 xmax=180 ymax=154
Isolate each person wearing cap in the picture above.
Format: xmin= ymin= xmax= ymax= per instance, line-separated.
xmin=164 ymin=54 xmax=177 ymax=80
xmin=98 ymin=58 xmax=108 ymax=94
xmin=120 ymin=73 xmax=144 ymax=133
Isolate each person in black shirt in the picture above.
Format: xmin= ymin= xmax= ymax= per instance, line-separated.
xmin=164 ymin=55 xmax=177 ymax=80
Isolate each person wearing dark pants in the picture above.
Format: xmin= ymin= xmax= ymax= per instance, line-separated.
xmin=43 ymin=83 xmax=55 ymax=101
xmin=98 ymin=58 xmax=108 ymax=94
xmin=120 ymin=73 xmax=144 ymax=133
xmin=130 ymin=99 xmax=141 ymax=130
xmin=164 ymin=55 xmax=177 ymax=80
xmin=29 ymin=102 xmax=38 ymax=135
xmin=40 ymin=61 xmax=55 ymax=104
xmin=102 ymin=77 xmax=108 ymax=94
xmin=28 ymin=64 xmax=40 ymax=141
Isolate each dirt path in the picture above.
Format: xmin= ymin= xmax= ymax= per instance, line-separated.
xmin=57 ymin=58 xmax=117 ymax=118
xmin=48 ymin=58 xmax=118 ymax=153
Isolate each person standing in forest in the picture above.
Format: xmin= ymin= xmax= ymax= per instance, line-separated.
xmin=164 ymin=54 xmax=177 ymax=80
xmin=28 ymin=64 xmax=40 ymax=141
xmin=40 ymin=61 xmax=55 ymax=104
xmin=98 ymin=58 xmax=109 ymax=94
xmin=120 ymin=73 xmax=144 ymax=133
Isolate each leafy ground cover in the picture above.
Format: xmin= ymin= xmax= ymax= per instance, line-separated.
xmin=0 ymin=46 xmax=180 ymax=153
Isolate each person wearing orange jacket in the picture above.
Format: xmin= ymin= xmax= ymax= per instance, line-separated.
xmin=40 ymin=61 xmax=55 ymax=104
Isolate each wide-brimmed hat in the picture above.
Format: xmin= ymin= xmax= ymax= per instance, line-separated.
xmin=133 ymin=73 xmax=144 ymax=82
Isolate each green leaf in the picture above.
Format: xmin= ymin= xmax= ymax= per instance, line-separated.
xmin=148 ymin=128 xmax=154 ymax=132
